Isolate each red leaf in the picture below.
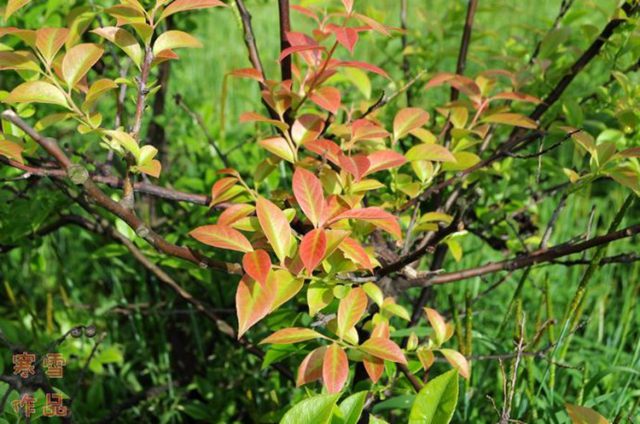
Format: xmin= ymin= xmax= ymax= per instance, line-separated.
xmin=338 ymin=60 xmax=389 ymax=78
xmin=297 ymin=346 xmax=326 ymax=387
xmin=371 ymin=321 xmax=390 ymax=339
xmin=329 ymin=25 xmax=359 ymax=53
xmin=189 ymin=224 xmax=253 ymax=253
xmin=364 ymin=150 xmax=407 ymax=176
xmin=300 ymin=229 xmax=327 ymax=274
xmin=330 ymin=207 xmax=402 ymax=239
xmin=210 ymin=177 xmax=237 ymax=205
xmin=242 ymin=249 xmax=271 ymax=287
xmin=363 ymin=355 xmax=384 ymax=383
xmin=360 ymin=337 xmax=407 ymax=364
xmin=235 ymin=275 xmax=276 ymax=338
xmin=338 ymin=237 xmax=373 ymax=271
xmin=339 ymin=154 xmax=370 ymax=182
xmin=310 ymin=86 xmax=341 ymax=114
xmin=323 ymin=343 xmax=349 ymax=394
xmin=393 ymin=107 xmax=430 ymax=140
xmin=279 ymin=44 xmax=325 ymax=62
xmin=351 ymin=119 xmax=390 ymax=143
xmin=337 ymin=287 xmax=368 ymax=338
xmin=229 ymin=67 xmax=264 ymax=82
xmin=293 ymin=167 xmax=325 ymax=227
xmin=259 ymin=327 xmax=323 ymax=345
xmin=305 ymin=139 xmax=341 ymax=165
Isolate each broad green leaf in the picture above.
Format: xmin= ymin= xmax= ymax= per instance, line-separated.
xmin=4 ymin=81 xmax=69 ymax=108
xmin=362 ymin=282 xmax=383 ymax=306
xmin=424 ymin=308 xmax=446 ymax=345
xmin=91 ymin=27 xmax=142 ymax=68
xmin=269 ymin=269 xmax=303 ymax=312
xmin=153 ymin=30 xmax=202 ymax=56
xmin=406 ymin=143 xmax=456 ymax=163
xmin=408 ymin=369 xmax=459 ymax=424
xmin=279 ymin=393 xmax=340 ymax=424
xmin=307 ymin=281 xmax=334 ymax=316
xmin=62 ymin=43 xmax=104 ymax=88
xmin=334 ymin=391 xmax=368 ymax=424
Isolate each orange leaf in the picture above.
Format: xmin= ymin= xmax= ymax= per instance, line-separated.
xmin=330 ymin=207 xmax=402 ymax=239
xmin=0 ymin=140 xmax=25 ymax=164
xmin=292 ymin=114 xmax=324 ymax=146
xmin=305 ymin=139 xmax=341 ymax=165
xmin=339 ymin=154 xmax=370 ymax=182
xmin=35 ymin=28 xmax=68 ymax=65
xmin=364 ymin=150 xmax=407 ymax=176
xmin=159 ymin=0 xmax=227 ymax=22
xmin=218 ymin=204 xmax=254 ymax=225
xmin=424 ymin=307 xmax=447 ymax=344
xmin=363 ymin=355 xmax=384 ymax=383
xmin=351 ymin=119 xmax=390 ymax=143
xmin=440 ymin=349 xmax=470 ymax=379
xmin=229 ymin=67 xmax=264 ymax=82
xmin=323 ymin=343 xmax=349 ymax=394
xmin=189 ymin=224 xmax=253 ymax=253
xmin=300 ymin=229 xmax=327 ymax=274
xmin=371 ymin=321 xmax=390 ymax=339
xmin=483 ymin=112 xmax=538 ymax=129
xmin=491 ymin=91 xmax=541 ymax=104
xmin=61 ymin=43 xmax=104 ymax=88
xmin=259 ymin=327 xmax=323 ymax=345
xmin=310 ymin=86 xmax=341 ymax=114
xmin=338 ymin=237 xmax=373 ymax=271
xmin=137 ymin=159 xmax=161 ymax=178
xmin=337 ymin=287 xmax=368 ymax=338
xmin=394 ymin=107 xmax=430 ymax=141
xmin=565 ymin=403 xmax=609 ymax=424
xmin=153 ymin=30 xmax=202 ymax=56
xmin=360 ymin=337 xmax=407 ymax=364
xmin=235 ymin=275 xmax=276 ymax=338
xmin=297 ymin=346 xmax=326 ymax=387
xmin=242 ymin=249 xmax=271 ymax=287
xmin=210 ymin=177 xmax=237 ymax=206
xmin=338 ymin=60 xmax=389 ymax=79
xmin=293 ymin=167 xmax=325 ymax=227
xmin=256 ymin=197 xmax=293 ymax=264
xmin=259 ymin=137 xmax=295 ymax=163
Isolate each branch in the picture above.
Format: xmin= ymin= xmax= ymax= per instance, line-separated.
xmin=400 ymin=222 xmax=640 ymax=287
xmin=1 ymin=110 xmax=241 ymax=275
xmin=278 ymin=0 xmax=292 ymax=82
xmin=451 ymin=0 xmax=478 ymax=101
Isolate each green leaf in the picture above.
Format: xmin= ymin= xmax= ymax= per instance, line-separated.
xmin=279 ymin=393 xmax=340 ymax=424
xmin=153 ymin=30 xmax=202 ymax=56
xmin=3 ymin=81 xmax=69 ymax=108
xmin=333 ymin=391 xmax=368 ymax=424
xmin=61 ymin=43 xmax=104 ymax=88
xmin=408 ymin=369 xmax=459 ymax=424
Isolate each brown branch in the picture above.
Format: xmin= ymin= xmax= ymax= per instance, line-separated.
xmin=529 ymin=0 xmax=574 ymax=64
xmin=1 ymin=110 xmax=240 ymax=275
xmin=401 ymin=222 xmax=640 ymax=287
xmin=451 ymin=0 xmax=478 ymax=101
xmin=278 ymin=0 xmax=292 ymax=82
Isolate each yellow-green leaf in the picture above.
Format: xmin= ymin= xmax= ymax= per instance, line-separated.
xmin=91 ymin=27 xmax=142 ymax=68
xmin=61 ymin=43 xmax=104 ymax=88
xmin=256 ymin=197 xmax=293 ymax=264
xmin=406 ymin=143 xmax=456 ymax=162
xmin=483 ymin=112 xmax=537 ymax=129
xmin=565 ymin=404 xmax=609 ymax=424
xmin=153 ymin=30 xmax=202 ymax=56
xmin=5 ymin=0 xmax=31 ymax=20
xmin=4 ymin=81 xmax=69 ymax=108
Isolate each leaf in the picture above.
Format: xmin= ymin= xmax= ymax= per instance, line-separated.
xmin=405 ymin=144 xmax=456 ymax=163
xmin=159 ymin=0 xmax=227 ymax=22
xmin=297 ymin=346 xmax=327 ymax=387
xmin=330 ymin=208 xmax=402 ymax=240
xmin=242 ymin=250 xmax=271 ymax=287
xmin=270 ymin=269 xmax=303 ymax=311
xmin=153 ymin=30 xmax=202 ymax=56
xmin=293 ymin=167 xmax=325 ymax=227
xmin=360 ymin=337 xmax=407 ymax=364
xmin=439 ymin=349 xmax=470 ymax=379
xmin=565 ymin=403 xmax=609 ymax=424
xmin=341 ymin=0 xmax=354 ymax=13
xmin=0 ymin=140 xmax=24 ymax=164
xmin=300 ymin=229 xmax=327 ymax=274
xmin=336 ymin=391 xmax=368 ymax=424
xmin=189 ymin=224 xmax=253 ymax=253
xmin=259 ymin=328 xmax=323 ymax=345
xmin=62 ymin=43 xmax=104 ymax=88
xmin=5 ymin=0 xmax=31 ymax=19
xmin=491 ymin=91 xmax=541 ymax=104
xmin=292 ymin=114 xmax=324 ymax=146
xmin=137 ymin=159 xmax=161 ymax=178
xmin=307 ymin=282 xmax=334 ymax=316
xmin=256 ymin=197 xmax=293 ymax=264
xmin=92 ymin=27 xmax=142 ymax=68
xmin=210 ymin=177 xmax=238 ymax=206
xmin=363 ymin=355 xmax=384 ymax=383
xmin=35 ymin=28 xmax=68 ymax=65
xmin=0 ymin=51 xmax=40 ymax=72
xmin=259 ymin=137 xmax=295 ymax=163
xmin=483 ymin=113 xmax=537 ymax=129
xmin=362 ymin=282 xmax=383 ymax=306
xmin=218 ymin=204 xmax=255 ymax=226
xmin=305 ymin=139 xmax=342 ymax=165
xmin=279 ymin=393 xmax=340 ymax=424
xmin=83 ymin=79 xmax=118 ymax=110
xmin=339 ymin=154 xmax=370 ymax=181
xmin=424 ymin=308 xmax=447 ymax=345
xmin=339 ymin=60 xmax=389 ymax=79
xmin=239 ymin=111 xmax=288 ymax=131
xmin=394 ymin=108 xmax=430 ymax=141
xmin=417 ymin=348 xmax=435 ymax=371
xmin=338 ymin=237 xmax=373 ymax=271
xmin=236 ymin=275 xmax=276 ymax=338
xmin=408 ymin=369 xmax=459 ymax=424
xmin=323 ymin=343 xmax=349 ymax=394
xmin=310 ymin=86 xmax=341 ymax=114
xmin=337 ymin=287 xmax=367 ymax=339
xmin=4 ymin=81 xmax=69 ymax=108
xmin=364 ymin=150 xmax=407 ymax=176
